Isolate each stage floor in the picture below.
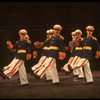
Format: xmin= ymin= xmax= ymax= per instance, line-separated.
xmin=0 ymin=70 xmax=100 ymax=99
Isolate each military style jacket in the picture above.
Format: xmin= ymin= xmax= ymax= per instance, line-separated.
xmin=82 ymin=36 xmax=100 ymax=61
xmin=13 ymin=40 xmax=31 ymax=60
xmin=41 ymin=35 xmax=66 ymax=59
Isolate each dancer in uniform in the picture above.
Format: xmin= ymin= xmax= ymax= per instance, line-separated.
xmin=32 ymin=27 xmax=66 ymax=85
xmin=62 ymin=30 xmax=84 ymax=80
xmin=0 ymin=29 xmax=32 ymax=86
xmin=63 ymin=25 xmax=100 ymax=84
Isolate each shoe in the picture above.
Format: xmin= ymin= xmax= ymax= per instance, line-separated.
xmin=35 ymin=74 xmax=40 ymax=80
xmin=32 ymin=72 xmax=40 ymax=80
xmin=46 ymin=80 xmax=52 ymax=82
xmin=63 ymin=69 xmax=71 ymax=76
xmin=0 ymin=72 xmax=7 ymax=80
xmin=51 ymin=82 xmax=60 ymax=86
xmin=34 ymin=74 xmax=40 ymax=80
xmin=20 ymin=84 xmax=29 ymax=87
xmin=77 ymin=77 xmax=84 ymax=80
xmin=73 ymin=75 xmax=78 ymax=81
xmin=84 ymin=82 xmax=94 ymax=85
xmin=68 ymin=65 xmax=73 ymax=72
xmin=73 ymin=75 xmax=78 ymax=77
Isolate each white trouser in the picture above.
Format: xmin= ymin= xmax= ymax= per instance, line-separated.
xmin=73 ymin=67 xmax=84 ymax=78
xmin=31 ymin=56 xmax=47 ymax=74
xmin=70 ymin=56 xmax=81 ymax=69
xmin=71 ymin=58 xmax=93 ymax=82
xmin=71 ymin=58 xmax=88 ymax=69
xmin=32 ymin=56 xmax=59 ymax=83
xmin=3 ymin=58 xmax=29 ymax=85
xmin=45 ymin=70 xmax=52 ymax=81
xmin=63 ymin=57 xmax=74 ymax=72
xmin=83 ymin=60 xmax=93 ymax=82
xmin=45 ymin=60 xmax=59 ymax=83
xmin=73 ymin=69 xmax=79 ymax=76
xmin=63 ymin=56 xmax=81 ymax=71
xmin=77 ymin=67 xmax=84 ymax=78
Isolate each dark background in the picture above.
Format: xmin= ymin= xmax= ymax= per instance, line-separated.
xmin=0 ymin=2 xmax=99 ymax=71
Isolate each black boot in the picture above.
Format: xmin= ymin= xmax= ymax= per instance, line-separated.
xmin=68 ymin=65 xmax=73 ymax=72
xmin=0 ymin=72 xmax=7 ymax=80
xmin=31 ymin=71 xmax=40 ymax=80
xmin=62 ymin=68 xmax=72 ymax=76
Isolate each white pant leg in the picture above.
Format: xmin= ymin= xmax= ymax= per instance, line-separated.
xmin=47 ymin=60 xmax=59 ymax=83
xmin=63 ymin=57 xmax=74 ymax=72
xmin=63 ymin=63 xmax=70 ymax=72
xmin=3 ymin=58 xmax=22 ymax=78
xmin=68 ymin=57 xmax=74 ymax=64
xmin=72 ymin=58 xmax=88 ymax=70
xmin=45 ymin=70 xmax=52 ymax=80
xmin=73 ymin=69 xmax=79 ymax=76
xmin=70 ymin=56 xmax=79 ymax=67
xmin=3 ymin=58 xmax=17 ymax=72
xmin=19 ymin=61 xmax=29 ymax=85
xmin=70 ymin=56 xmax=81 ymax=69
xmin=31 ymin=56 xmax=46 ymax=73
xmin=73 ymin=67 xmax=84 ymax=78
xmin=78 ymin=67 xmax=84 ymax=78
xmin=83 ymin=60 xmax=93 ymax=82
xmin=36 ymin=57 xmax=55 ymax=78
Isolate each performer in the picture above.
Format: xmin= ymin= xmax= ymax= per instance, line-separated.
xmin=62 ymin=30 xmax=84 ymax=80
xmin=63 ymin=25 xmax=100 ymax=84
xmin=32 ymin=27 xmax=66 ymax=85
xmin=73 ymin=29 xmax=84 ymax=80
xmin=0 ymin=29 xmax=32 ymax=86
xmin=62 ymin=31 xmax=77 ymax=74
xmin=33 ymin=29 xmax=53 ymax=82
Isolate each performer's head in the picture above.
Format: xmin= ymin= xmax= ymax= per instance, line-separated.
xmin=53 ymin=24 xmax=62 ymax=31
xmin=53 ymin=24 xmax=62 ymax=35
xmin=19 ymin=29 xmax=27 ymax=35
xmin=46 ymin=30 xmax=50 ymax=34
xmin=46 ymin=29 xmax=55 ymax=34
xmin=75 ymin=29 xmax=82 ymax=35
xmin=71 ymin=31 xmax=77 ymax=41
xmin=86 ymin=25 xmax=95 ymax=35
xmin=71 ymin=31 xmax=76 ymax=36
xmin=49 ymin=29 xmax=55 ymax=34
xmin=46 ymin=29 xmax=54 ymax=40
xmin=75 ymin=29 xmax=82 ymax=39
xmin=18 ymin=29 xmax=27 ymax=40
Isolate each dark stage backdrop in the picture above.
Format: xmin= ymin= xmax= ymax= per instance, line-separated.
xmin=0 ymin=2 xmax=99 ymax=71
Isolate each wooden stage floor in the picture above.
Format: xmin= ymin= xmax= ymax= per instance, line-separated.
xmin=0 ymin=70 xmax=100 ymax=99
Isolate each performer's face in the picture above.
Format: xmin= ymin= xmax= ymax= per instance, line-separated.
xmin=77 ymin=33 xmax=82 ymax=38
xmin=86 ymin=30 xmax=93 ymax=37
xmin=54 ymin=29 xmax=60 ymax=35
xmin=72 ymin=35 xmax=76 ymax=41
xmin=46 ymin=34 xmax=52 ymax=40
xmin=19 ymin=33 xmax=26 ymax=40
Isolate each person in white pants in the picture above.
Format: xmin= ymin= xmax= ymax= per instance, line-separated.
xmin=63 ymin=25 xmax=100 ymax=84
xmin=32 ymin=26 xmax=66 ymax=85
xmin=63 ymin=30 xmax=84 ymax=81
xmin=0 ymin=29 xmax=33 ymax=86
